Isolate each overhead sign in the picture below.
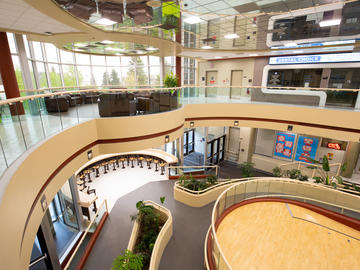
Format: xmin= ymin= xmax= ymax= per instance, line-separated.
xmin=274 ymin=132 xmax=296 ymax=159
xmin=269 ymin=53 xmax=360 ymax=65
xmin=327 ymin=142 xmax=341 ymax=150
xmin=295 ymin=136 xmax=319 ymax=163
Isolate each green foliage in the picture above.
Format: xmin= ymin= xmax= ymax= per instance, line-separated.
xmin=313 ymin=176 xmax=323 ymax=184
xmin=286 ymin=169 xmax=301 ymax=179
xmin=298 ymin=174 xmax=309 ymax=182
xmin=160 ymin=196 xmax=165 ymax=205
xmin=335 ymin=176 xmax=343 ymax=185
xmin=125 ymin=57 xmax=147 ymax=86
xmin=102 ymin=71 xmax=110 ymax=86
xmin=164 ymin=72 xmax=178 ymax=88
xmin=131 ymin=200 xmax=164 ymax=268
xmin=353 ymin=184 xmax=360 ymax=192
xmin=238 ymin=162 xmax=255 ymax=178
xmin=177 ymin=173 xmax=218 ymax=191
xmin=272 ymin=166 xmax=282 ymax=177
xmin=111 ymin=249 xmax=143 ymax=270
xmin=110 ymin=69 xmax=121 ymax=85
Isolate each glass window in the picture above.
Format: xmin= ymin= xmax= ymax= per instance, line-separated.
xmin=122 ymin=66 xmax=135 ymax=86
xmin=32 ymin=42 xmax=43 ymax=61
xmin=254 ymin=128 xmax=276 ymax=157
xmin=44 ymin=43 xmax=58 ymax=63
xmin=136 ymin=66 xmax=148 ymax=85
xmin=121 ymin=56 xmax=131 ymax=66
xmin=23 ymin=35 xmax=31 ymax=59
xmin=28 ymin=60 xmax=37 ymax=88
xmin=92 ymin=66 xmax=108 ymax=86
xmin=12 ymin=56 xmax=25 ymax=90
xmin=48 ymin=64 xmax=62 ymax=87
xmin=164 ymin=56 xmax=174 ymax=65
xmin=149 ymin=56 xmax=160 ymax=65
xmin=108 ymin=68 xmax=121 ymax=85
xmin=60 ymin=50 xmax=74 ymax=64
xmin=164 ymin=65 xmax=174 ymax=76
xmin=7 ymin=33 xmax=17 ymax=54
xmin=150 ymin=66 xmax=160 ymax=85
xmin=77 ymin=65 xmax=92 ymax=86
xmin=138 ymin=56 xmax=148 ymax=66
xmin=36 ymin=62 xmax=48 ymax=88
xmin=106 ymin=56 xmax=120 ymax=66
xmin=75 ymin=53 xmax=90 ymax=65
xmin=91 ymin=55 xmax=106 ymax=66
xmin=62 ymin=65 xmax=77 ymax=86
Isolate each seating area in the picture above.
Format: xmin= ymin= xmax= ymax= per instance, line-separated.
xmin=44 ymin=92 xmax=101 ymax=113
xmin=77 ymin=153 xmax=169 ymax=181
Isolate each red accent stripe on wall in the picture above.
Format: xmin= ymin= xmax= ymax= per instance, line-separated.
xmin=20 ymin=123 xmax=184 ymax=250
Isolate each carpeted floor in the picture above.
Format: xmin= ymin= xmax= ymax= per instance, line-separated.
xmin=83 ymin=180 xmax=214 ymax=270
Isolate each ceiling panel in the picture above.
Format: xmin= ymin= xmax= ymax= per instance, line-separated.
xmin=0 ymin=0 xmax=79 ymax=34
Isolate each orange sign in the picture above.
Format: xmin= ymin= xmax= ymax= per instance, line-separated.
xmin=327 ymin=142 xmax=341 ymax=150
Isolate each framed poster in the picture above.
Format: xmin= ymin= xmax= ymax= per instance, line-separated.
xmin=294 ymin=136 xmax=319 ymax=163
xmin=274 ymin=132 xmax=296 ymax=159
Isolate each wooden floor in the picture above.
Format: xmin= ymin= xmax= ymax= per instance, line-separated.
xmin=216 ymin=202 xmax=360 ymax=270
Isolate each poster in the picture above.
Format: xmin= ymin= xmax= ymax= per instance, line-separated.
xmin=274 ymin=132 xmax=296 ymax=159
xmin=294 ymin=136 xmax=319 ymax=163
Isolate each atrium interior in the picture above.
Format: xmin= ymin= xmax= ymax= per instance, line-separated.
xmin=0 ymin=0 xmax=360 ymax=270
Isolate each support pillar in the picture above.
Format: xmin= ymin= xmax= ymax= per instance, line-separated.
xmin=341 ymin=142 xmax=360 ymax=178
xmin=175 ymin=14 xmax=182 ymax=86
xmin=0 ymin=32 xmax=24 ymax=115
xmin=176 ymin=135 xmax=184 ymax=166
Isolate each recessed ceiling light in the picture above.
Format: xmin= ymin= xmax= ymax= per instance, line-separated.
xmin=101 ymin=40 xmax=114 ymax=44
xmin=214 ymin=56 xmax=222 ymax=59
xmin=137 ymin=50 xmax=144 ymax=54
xmin=184 ymin=16 xmax=204 ymax=24
xmin=296 ymin=50 xmax=304 ymax=53
xmin=146 ymin=47 xmax=157 ymax=51
xmin=201 ymin=45 xmax=213 ymax=49
xmin=249 ymin=54 xmax=258 ymax=56
xmin=284 ymin=42 xmax=297 ymax=47
xmin=319 ymin=19 xmax=341 ymax=27
xmin=95 ymin=18 xmax=117 ymax=26
xmin=105 ymin=47 xmax=125 ymax=52
xmin=224 ymin=33 xmax=239 ymax=39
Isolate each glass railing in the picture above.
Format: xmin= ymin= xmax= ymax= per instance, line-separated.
xmin=208 ymin=178 xmax=360 ymax=270
xmin=168 ymin=165 xmax=219 ymax=177
xmin=0 ymin=85 xmax=358 ymax=177
xmin=63 ymin=200 xmax=108 ymax=270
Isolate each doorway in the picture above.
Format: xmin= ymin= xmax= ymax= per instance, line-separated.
xmin=227 ymin=127 xmax=240 ymax=162
xmin=230 ymin=70 xmax=244 ymax=99
xmin=206 ymin=71 xmax=218 ymax=97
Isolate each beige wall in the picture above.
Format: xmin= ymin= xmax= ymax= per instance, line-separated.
xmin=0 ymin=109 xmax=185 ymax=270
xmin=0 ymin=102 xmax=359 ymax=269
xmin=198 ymin=58 xmax=255 ymax=87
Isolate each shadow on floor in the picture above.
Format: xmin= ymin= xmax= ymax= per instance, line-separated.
xmin=83 ymin=180 xmax=214 ymax=270
xmin=219 ymin=160 xmax=272 ymax=179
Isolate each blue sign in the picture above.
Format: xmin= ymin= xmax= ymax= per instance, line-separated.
xmin=295 ymin=136 xmax=319 ymax=163
xmin=274 ymin=132 xmax=296 ymax=159
xmin=269 ymin=53 xmax=360 ymax=65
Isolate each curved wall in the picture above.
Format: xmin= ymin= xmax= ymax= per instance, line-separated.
xmin=0 ymin=103 xmax=359 ymax=269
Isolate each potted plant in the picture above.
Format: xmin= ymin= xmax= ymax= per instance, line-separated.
xmin=111 ymin=249 xmax=143 ymax=270
xmin=238 ymin=162 xmax=255 ymax=178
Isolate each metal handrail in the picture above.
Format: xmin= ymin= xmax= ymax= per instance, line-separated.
xmin=279 ymin=161 xmax=342 ymax=177
xmin=1 ymin=84 xmax=360 ymax=106
xmin=168 ymin=165 xmax=219 ymax=176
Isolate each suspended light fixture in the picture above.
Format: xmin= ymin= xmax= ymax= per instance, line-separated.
xmin=89 ymin=0 xmax=117 ymax=25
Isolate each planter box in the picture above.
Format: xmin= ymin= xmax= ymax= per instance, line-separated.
xmin=127 ymin=201 xmax=173 ymax=270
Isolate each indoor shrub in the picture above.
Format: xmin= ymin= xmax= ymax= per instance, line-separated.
xmin=111 ymin=249 xmax=143 ymax=270
xmin=238 ymin=162 xmax=255 ymax=178
xmin=272 ymin=166 xmax=282 ymax=177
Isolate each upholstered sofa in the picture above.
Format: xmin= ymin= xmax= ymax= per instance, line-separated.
xmin=44 ymin=96 xmax=70 ymax=113
xmin=126 ymin=2 xmax=153 ymax=25
xmin=98 ymin=93 xmax=136 ymax=117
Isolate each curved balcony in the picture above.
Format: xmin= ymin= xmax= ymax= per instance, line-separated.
xmin=206 ymin=178 xmax=360 ymax=270
xmin=0 ymin=85 xmax=359 ymax=176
